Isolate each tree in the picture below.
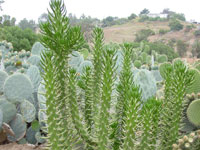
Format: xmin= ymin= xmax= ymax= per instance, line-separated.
xmin=140 ymin=8 xmax=150 ymax=15
xmin=18 ymin=18 xmax=37 ymax=31
xmin=0 ymin=15 xmax=16 ymax=26
xmin=38 ymin=13 xmax=48 ymax=23
xmin=128 ymin=13 xmax=137 ymax=20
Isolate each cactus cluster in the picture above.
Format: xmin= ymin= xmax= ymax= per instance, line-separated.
xmin=0 ymin=40 xmax=48 ymax=145
xmin=172 ymin=130 xmax=200 ymax=150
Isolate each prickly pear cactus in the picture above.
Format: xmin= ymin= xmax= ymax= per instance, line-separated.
xmin=157 ymin=54 xmax=168 ymax=63
xmin=26 ymin=65 xmax=42 ymax=92
xmin=134 ymin=60 xmax=142 ymax=69
xmin=26 ymin=126 xmax=38 ymax=144
xmin=0 ymin=71 xmax=8 ymax=94
xmin=151 ymin=70 xmax=163 ymax=82
xmin=7 ymin=114 xmax=27 ymax=142
xmin=159 ymin=62 xmax=172 ymax=79
xmin=20 ymin=100 xmax=36 ymax=123
xmin=0 ymin=109 xmax=3 ymax=130
xmin=69 ymin=51 xmax=84 ymax=69
xmin=31 ymin=42 xmax=46 ymax=56
xmin=115 ymin=50 xmax=123 ymax=74
xmin=186 ymin=68 xmax=200 ymax=94
xmin=77 ymin=60 xmax=93 ymax=74
xmin=35 ymin=131 xmax=45 ymax=144
xmin=187 ymin=99 xmax=200 ymax=127
xmin=38 ymin=110 xmax=47 ymax=133
xmin=0 ymin=99 xmax=17 ymax=123
xmin=3 ymin=73 xmax=34 ymax=103
xmin=27 ymin=55 xmax=41 ymax=68
xmin=134 ymin=69 xmax=157 ymax=101
xmin=37 ymin=82 xmax=46 ymax=110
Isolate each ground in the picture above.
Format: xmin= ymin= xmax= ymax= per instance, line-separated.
xmin=0 ymin=143 xmax=44 ymax=150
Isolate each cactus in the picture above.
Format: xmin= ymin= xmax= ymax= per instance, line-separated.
xmin=27 ymin=55 xmax=41 ymax=68
xmin=157 ymin=54 xmax=168 ymax=63
xmin=31 ymin=42 xmax=46 ymax=56
xmin=69 ymin=51 xmax=84 ymax=70
xmin=159 ymin=62 xmax=172 ymax=78
xmin=134 ymin=69 xmax=157 ymax=101
xmin=35 ymin=131 xmax=46 ymax=144
xmin=80 ymin=48 xmax=89 ymax=59
xmin=7 ymin=114 xmax=27 ymax=142
xmin=26 ymin=65 xmax=42 ymax=92
xmin=134 ymin=60 xmax=142 ymax=68
xmin=20 ymin=100 xmax=36 ymax=123
xmin=186 ymin=68 xmax=200 ymax=94
xmin=0 ymin=71 xmax=8 ymax=94
xmin=187 ymin=99 xmax=200 ymax=127
xmin=77 ymin=60 xmax=93 ymax=74
xmin=26 ymin=126 xmax=38 ymax=144
xmin=0 ymin=109 xmax=3 ymax=130
xmin=18 ymin=138 xmax=27 ymax=144
xmin=37 ymin=82 xmax=46 ymax=110
xmin=115 ymin=50 xmax=123 ymax=74
xmin=172 ymin=130 xmax=200 ymax=150
xmin=3 ymin=73 xmax=34 ymax=103
xmin=0 ymin=99 xmax=17 ymax=123
xmin=151 ymin=70 xmax=163 ymax=82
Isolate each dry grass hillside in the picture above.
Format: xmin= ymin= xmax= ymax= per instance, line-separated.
xmin=103 ymin=19 xmax=200 ymax=56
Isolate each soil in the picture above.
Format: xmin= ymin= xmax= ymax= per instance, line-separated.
xmin=0 ymin=143 xmax=44 ymax=150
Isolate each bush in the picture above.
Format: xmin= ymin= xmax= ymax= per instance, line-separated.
xmin=176 ymin=40 xmax=188 ymax=57
xmin=194 ymin=30 xmax=200 ymax=37
xmin=135 ymin=29 xmax=155 ymax=42
xmin=185 ymin=25 xmax=195 ymax=32
xmin=148 ymin=41 xmax=179 ymax=61
xmin=169 ymin=19 xmax=184 ymax=31
xmin=0 ymin=26 xmax=39 ymax=51
xmin=159 ymin=29 xmax=169 ymax=35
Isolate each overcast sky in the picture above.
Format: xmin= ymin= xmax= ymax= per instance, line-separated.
xmin=1 ymin=0 xmax=200 ymax=23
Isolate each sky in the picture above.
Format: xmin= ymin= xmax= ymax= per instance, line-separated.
xmin=1 ymin=0 xmax=200 ymax=23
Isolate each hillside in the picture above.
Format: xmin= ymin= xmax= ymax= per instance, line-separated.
xmin=103 ymin=19 xmax=200 ymax=56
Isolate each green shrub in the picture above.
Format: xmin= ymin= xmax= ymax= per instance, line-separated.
xmin=135 ymin=29 xmax=155 ymax=42
xmin=194 ymin=30 xmax=200 ymax=37
xmin=159 ymin=29 xmax=169 ymax=34
xmin=169 ymin=19 xmax=184 ymax=31
xmin=176 ymin=40 xmax=188 ymax=57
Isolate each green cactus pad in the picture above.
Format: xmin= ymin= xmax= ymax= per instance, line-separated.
xmin=20 ymin=100 xmax=36 ymax=123
xmin=134 ymin=60 xmax=142 ymax=69
xmin=17 ymin=138 xmax=27 ymax=144
xmin=159 ymin=62 xmax=172 ymax=79
xmin=0 ymin=71 xmax=8 ymax=94
xmin=7 ymin=114 xmax=27 ymax=142
xmin=187 ymin=99 xmax=200 ymax=126
xmin=26 ymin=65 xmax=42 ymax=92
xmin=31 ymin=42 xmax=46 ymax=56
xmin=3 ymin=73 xmax=34 ymax=103
xmin=157 ymin=54 xmax=168 ymax=63
xmin=0 ymin=99 xmax=17 ymax=123
xmin=186 ymin=68 xmax=200 ymax=94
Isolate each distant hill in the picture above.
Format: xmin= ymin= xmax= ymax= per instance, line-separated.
xmin=103 ymin=19 xmax=200 ymax=57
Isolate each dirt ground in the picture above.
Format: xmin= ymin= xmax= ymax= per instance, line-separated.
xmin=0 ymin=143 xmax=44 ymax=150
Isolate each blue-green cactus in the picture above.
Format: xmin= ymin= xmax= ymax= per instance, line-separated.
xmin=26 ymin=126 xmax=38 ymax=144
xmin=151 ymin=70 xmax=163 ymax=82
xmin=3 ymin=73 xmax=34 ymax=103
xmin=7 ymin=114 xmax=27 ymax=142
xmin=26 ymin=65 xmax=42 ymax=92
xmin=37 ymin=82 xmax=46 ymax=110
xmin=69 ymin=51 xmax=84 ymax=69
xmin=0 ymin=99 xmax=17 ymax=123
xmin=0 ymin=109 xmax=3 ymax=130
xmin=20 ymin=100 xmax=36 ymax=123
xmin=31 ymin=42 xmax=46 ymax=56
xmin=27 ymin=55 xmax=41 ymax=68
xmin=35 ymin=131 xmax=46 ymax=144
xmin=0 ymin=71 xmax=8 ymax=94
xmin=38 ymin=110 xmax=47 ymax=133
xmin=77 ymin=60 xmax=93 ymax=74
xmin=134 ymin=69 xmax=157 ymax=101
